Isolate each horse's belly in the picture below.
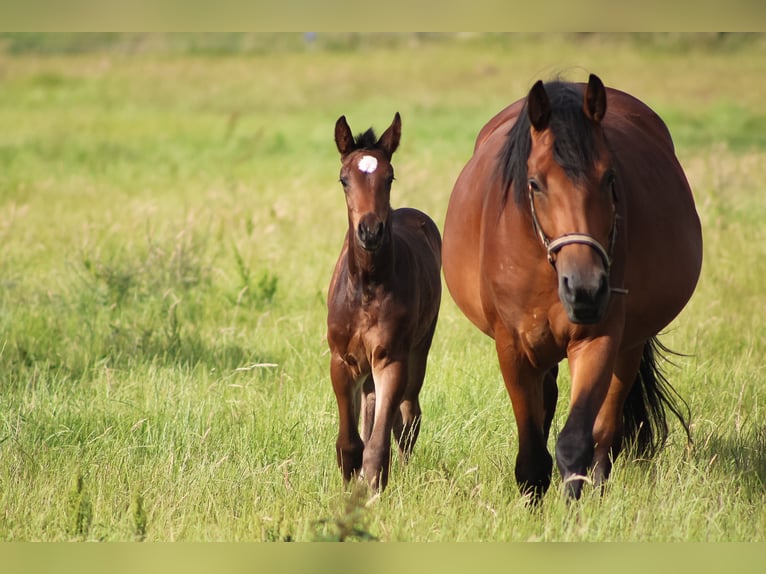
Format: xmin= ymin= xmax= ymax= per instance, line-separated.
xmin=443 ymin=173 xmax=492 ymax=335
xmin=623 ymin=213 xmax=702 ymax=347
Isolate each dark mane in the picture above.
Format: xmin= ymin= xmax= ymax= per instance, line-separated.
xmin=499 ymin=81 xmax=603 ymax=205
xmin=354 ymin=128 xmax=378 ymax=150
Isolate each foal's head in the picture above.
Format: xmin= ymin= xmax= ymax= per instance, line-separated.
xmin=502 ymin=74 xmax=618 ymax=324
xmin=334 ymin=113 xmax=401 ymax=253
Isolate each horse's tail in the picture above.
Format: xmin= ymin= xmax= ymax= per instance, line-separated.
xmin=622 ymin=336 xmax=692 ymax=457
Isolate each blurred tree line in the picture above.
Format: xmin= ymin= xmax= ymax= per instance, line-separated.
xmin=0 ymin=32 xmax=759 ymax=56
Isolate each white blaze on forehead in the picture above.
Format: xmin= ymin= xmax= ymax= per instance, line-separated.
xmin=357 ymin=155 xmax=378 ymax=174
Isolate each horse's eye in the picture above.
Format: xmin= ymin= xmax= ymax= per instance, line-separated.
xmin=528 ymin=178 xmax=542 ymax=193
xmin=339 ymin=176 xmax=348 ymax=188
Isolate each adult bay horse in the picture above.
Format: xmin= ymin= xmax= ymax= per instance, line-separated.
xmin=443 ymin=74 xmax=702 ymax=500
xmin=327 ymin=113 xmax=442 ymax=491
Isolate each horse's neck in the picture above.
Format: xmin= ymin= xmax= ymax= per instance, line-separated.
xmin=347 ymin=229 xmax=394 ymax=289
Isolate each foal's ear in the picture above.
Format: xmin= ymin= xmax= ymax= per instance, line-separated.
xmin=583 ymin=73 xmax=607 ymax=123
xmin=527 ymin=80 xmax=551 ymax=132
xmin=377 ymin=112 xmax=401 ymax=159
xmin=335 ymin=115 xmax=356 ymax=158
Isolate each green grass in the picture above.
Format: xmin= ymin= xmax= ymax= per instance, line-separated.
xmin=0 ymin=33 xmax=764 ymax=541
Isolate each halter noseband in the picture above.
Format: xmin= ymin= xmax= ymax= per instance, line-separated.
xmin=528 ymin=188 xmax=626 ymax=294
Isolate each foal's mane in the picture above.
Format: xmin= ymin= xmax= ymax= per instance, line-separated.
xmin=499 ymin=80 xmax=603 ymax=206
xmin=354 ymin=128 xmax=379 ymax=150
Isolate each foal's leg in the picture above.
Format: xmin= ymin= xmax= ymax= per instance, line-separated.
xmin=393 ymin=350 xmax=426 ymax=461
xmin=330 ymin=353 xmax=364 ymax=481
xmin=495 ymin=328 xmax=553 ymax=502
xmin=591 ymin=344 xmax=643 ymax=486
xmin=394 ymin=323 xmax=436 ymax=460
xmin=363 ymin=358 xmax=408 ymax=491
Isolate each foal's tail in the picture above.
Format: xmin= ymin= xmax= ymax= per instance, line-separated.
xmin=622 ymin=337 xmax=692 ymax=457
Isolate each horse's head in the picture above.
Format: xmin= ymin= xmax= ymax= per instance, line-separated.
xmin=523 ymin=74 xmax=617 ymax=324
xmin=334 ymin=113 xmax=401 ymax=253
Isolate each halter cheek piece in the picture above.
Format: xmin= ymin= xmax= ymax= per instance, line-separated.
xmin=528 ymin=188 xmax=629 ymax=295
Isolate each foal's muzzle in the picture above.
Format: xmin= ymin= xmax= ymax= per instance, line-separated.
xmin=357 ymin=214 xmax=385 ymax=251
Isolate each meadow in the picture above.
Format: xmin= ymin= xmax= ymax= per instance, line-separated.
xmin=0 ymin=33 xmax=764 ymax=541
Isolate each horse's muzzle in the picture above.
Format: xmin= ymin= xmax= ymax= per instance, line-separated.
xmin=558 ymin=268 xmax=610 ymax=324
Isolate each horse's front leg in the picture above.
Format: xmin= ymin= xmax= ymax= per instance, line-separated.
xmin=556 ymin=335 xmax=618 ymax=499
xmin=495 ymin=329 xmax=553 ymax=502
xmin=363 ymin=355 xmax=407 ymax=491
xmin=330 ymin=353 xmax=364 ymax=482
xmin=591 ymin=344 xmax=644 ymax=486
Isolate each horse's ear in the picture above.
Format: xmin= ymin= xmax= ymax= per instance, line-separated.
xmin=377 ymin=112 xmax=401 ymax=159
xmin=335 ymin=115 xmax=356 ymax=158
xmin=584 ymin=74 xmax=607 ymax=123
xmin=527 ymin=80 xmax=551 ymax=132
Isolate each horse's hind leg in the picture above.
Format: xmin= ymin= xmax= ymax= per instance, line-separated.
xmin=543 ymin=364 xmax=559 ymax=441
xmin=360 ymin=376 xmax=375 ymax=444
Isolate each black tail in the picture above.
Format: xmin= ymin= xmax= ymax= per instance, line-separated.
xmin=622 ymin=337 xmax=692 ymax=457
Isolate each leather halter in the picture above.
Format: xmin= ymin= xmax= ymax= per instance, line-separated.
xmin=528 ymin=188 xmax=627 ymax=294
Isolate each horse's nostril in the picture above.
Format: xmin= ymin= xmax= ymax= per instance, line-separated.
xmin=561 ymin=275 xmax=577 ymax=305
xmin=597 ymin=273 xmax=609 ymax=298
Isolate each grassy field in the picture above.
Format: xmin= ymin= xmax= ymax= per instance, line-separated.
xmin=0 ymin=33 xmax=764 ymax=541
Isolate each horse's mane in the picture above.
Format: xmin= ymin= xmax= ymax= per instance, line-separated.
xmin=499 ymin=80 xmax=603 ymax=206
